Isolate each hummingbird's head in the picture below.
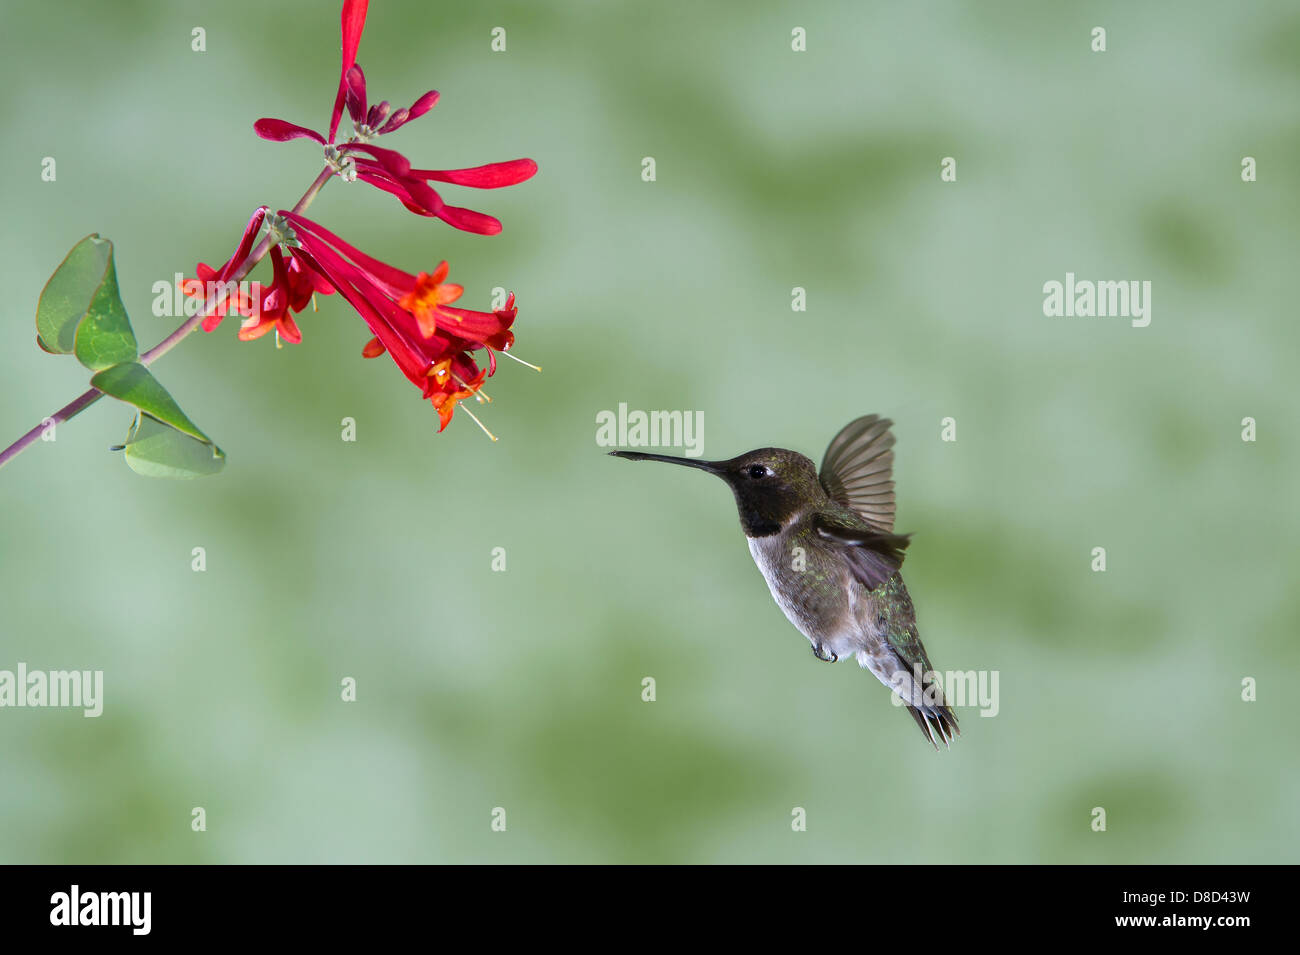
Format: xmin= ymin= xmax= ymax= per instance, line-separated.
xmin=609 ymin=447 xmax=824 ymax=538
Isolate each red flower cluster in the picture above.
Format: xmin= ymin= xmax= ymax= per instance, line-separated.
xmin=284 ymin=211 xmax=518 ymax=432
xmin=252 ymin=0 xmax=536 ymax=235
xmin=181 ymin=206 xmax=333 ymax=345
xmin=182 ymin=0 xmax=536 ymax=437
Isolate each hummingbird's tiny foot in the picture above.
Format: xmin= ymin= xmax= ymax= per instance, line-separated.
xmin=811 ymin=644 xmax=838 ymax=663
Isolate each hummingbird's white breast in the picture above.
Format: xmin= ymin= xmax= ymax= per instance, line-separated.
xmin=745 ymin=532 xmax=929 ymax=709
xmin=746 ymin=534 xmax=863 ymax=660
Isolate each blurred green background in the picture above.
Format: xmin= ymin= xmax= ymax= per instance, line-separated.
xmin=1 ymin=0 xmax=1297 ymax=863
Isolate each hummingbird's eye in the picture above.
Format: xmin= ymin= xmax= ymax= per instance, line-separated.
xmin=747 ymin=464 xmax=770 ymax=479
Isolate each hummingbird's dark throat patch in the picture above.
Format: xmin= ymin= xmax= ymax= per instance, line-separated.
xmin=738 ymin=509 xmax=782 ymax=538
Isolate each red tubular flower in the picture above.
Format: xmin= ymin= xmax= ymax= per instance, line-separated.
xmin=180 ymin=206 xmax=334 ymax=345
xmin=397 ymin=260 xmax=463 ymax=338
xmin=330 ymin=0 xmax=370 ymax=143
xmin=278 ymin=211 xmax=519 ymax=433
xmin=181 ymin=206 xmax=269 ymax=331
xmin=236 ymin=245 xmax=335 ymax=344
xmin=179 ymin=265 xmax=258 ymax=328
xmin=253 ymin=0 xmax=537 ymax=235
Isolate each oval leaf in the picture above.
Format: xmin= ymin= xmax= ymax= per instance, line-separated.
xmin=72 ymin=244 xmax=138 ymax=370
xmin=91 ymin=362 xmax=209 ymax=443
xmin=35 ymin=234 xmax=112 ymax=354
xmin=121 ymin=413 xmax=225 ymax=479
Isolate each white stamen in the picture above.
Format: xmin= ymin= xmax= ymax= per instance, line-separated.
xmin=458 ymin=403 xmax=498 ymax=442
xmin=498 ymin=349 xmax=541 ymax=372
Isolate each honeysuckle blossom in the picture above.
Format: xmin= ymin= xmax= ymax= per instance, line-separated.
xmin=279 ymin=211 xmax=519 ymax=434
xmin=252 ymin=0 xmax=537 ymax=235
xmin=179 ymin=207 xmax=334 ymax=345
xmin=235 ymin=245 xmax=334 ymax=344
xmin=180 ymin=206 xmax=271 ymax=333
xmin=179 ymin=0 xmax=536 ymax=437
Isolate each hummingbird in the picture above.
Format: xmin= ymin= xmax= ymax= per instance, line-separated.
xmin=609 ymin=415 xmax=958 ymax=748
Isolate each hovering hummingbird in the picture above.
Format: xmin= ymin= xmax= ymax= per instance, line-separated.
xmin=610 ymin=415 xmax=958 ymax=748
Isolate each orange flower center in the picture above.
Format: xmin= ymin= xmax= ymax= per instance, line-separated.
xmin=398 ymin=264 xmax=463 ymax=338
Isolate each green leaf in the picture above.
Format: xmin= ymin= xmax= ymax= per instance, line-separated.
xmin=120 ymin=413 xmax=225 ymax=479
xmin=72 ymin=247 xmax=137 ymax=371
xmin=91 ymin=362 xmax=210 ymax=443
xmin=36 ymin=234 xmax=111 ymax=354
xmin=36 ymin=235 xmax=139 ymax=368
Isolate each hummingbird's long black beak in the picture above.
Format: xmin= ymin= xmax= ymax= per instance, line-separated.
xmin=607 ymin=451 xmax=724 ymax=474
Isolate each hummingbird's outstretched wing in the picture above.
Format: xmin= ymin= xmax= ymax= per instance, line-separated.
xmin=818 ymin=415 xmax=897 ymax=532
xmin=813 ymin=513 xmax=909 ymax=589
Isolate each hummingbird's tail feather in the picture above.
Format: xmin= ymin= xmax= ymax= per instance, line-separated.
xmin=905 ymin=699 xmax=960 ymax=750
xmin=857 ymin=643 xmax=961 ymax=749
